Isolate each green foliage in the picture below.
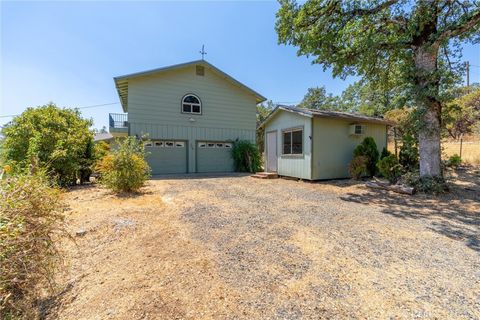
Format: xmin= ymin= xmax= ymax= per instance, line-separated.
xmin=0 ymin=173 xmax=64 ymax=318
xmin=299 ymin=86 xmax=342 ymax=111
xmin=256 ymin=101 xmax=275 ymax=152
xmin=232 ymin=140 xmax=262 ymax=173
xmin=348 ymin=155 xmax=368 ymax=180
xmin=377 ymin=155 xmax=402 ymax=183
xmin=94 ymin=141 xmax=111 ymax=162
xmin=384 ymin=108 xmax=416 ymax=139
xmin=399 ymin=134 xmax=419 ymax=171
xmin=380 ymin=147 xmax=392 ymax=160
xmin=446 ymin=154 xmax=462 ymax=168
xmin=402 ymin=171 xmax=448 ymax=194
xmin=442 ymin=88 xmax=480 ymax=140
xmin=353 ymin=137 xmax=379 ymax=176
xmin=1 ymin=103 xmax=94 ymax=186
xmin=99 ymin=137 xmax=150 ymax=193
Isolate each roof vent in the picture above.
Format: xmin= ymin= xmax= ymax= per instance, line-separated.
xmin=196 ymin=65 xmax=205 ymax=76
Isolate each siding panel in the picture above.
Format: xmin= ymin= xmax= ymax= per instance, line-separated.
xmin=312 ymin=118 xmax=387 ymax=179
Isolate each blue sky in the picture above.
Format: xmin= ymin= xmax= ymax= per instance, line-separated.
xmin=1 ymin=1 xmax=479 ymax=130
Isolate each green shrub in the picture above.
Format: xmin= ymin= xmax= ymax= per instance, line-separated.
xmin=348 ymin=155 xmax=368 ymax=180
xmin=446 ymin=154 xmax=462 ymax=167
xmin=353 ymin=137 xmax=379 ymax=176
xmin=380 ymin=147 xmax=392 ymax=159
xmin=231 ymin=140 xmax=262 ymax=173
xmin=0 ymin=173 xmax=64 ymax=318
xmin=401 ymin=171 xmax=448 ymax=194
xmin=399 ymin=134 xmax=419 ymax=171
xmin=377 ymin=155 xmax=402 ymax=183
xmin=1 ymin=103 xmax=94 ymax=186
xmin=93 ymin=141 xmax=111 ymax=162
xmin=99 ymin=137 xmax=150 ymax=193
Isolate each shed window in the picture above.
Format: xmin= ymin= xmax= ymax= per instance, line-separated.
xmin=182 ymin=94 xmax=201 ymax=114
xmin=283 ymin=129 xmax=303 ymax=155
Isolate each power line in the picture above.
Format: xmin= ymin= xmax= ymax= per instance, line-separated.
xmin=0 ymin=102 xmax=120 ymax=118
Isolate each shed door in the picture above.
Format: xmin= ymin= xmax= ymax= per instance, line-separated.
xmin=145 ymin=140 xmax=187 ymax=174
xmin=266 ymin=131 xmax=277 ymax=172
xmin=197 ymin=141 xmax=234 ymax=173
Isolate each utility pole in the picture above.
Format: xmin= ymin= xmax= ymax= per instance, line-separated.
xmin=466 ymin=61 xmax=470 ymax=87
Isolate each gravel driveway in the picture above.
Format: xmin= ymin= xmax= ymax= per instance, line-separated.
xmin=53 ymin=171 xmax=480 ymax=319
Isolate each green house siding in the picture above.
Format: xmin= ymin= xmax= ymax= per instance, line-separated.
xmin=312 ymin=118 xmax=387 ymax=179
xmin=124 ymin=63 xmax=257 ymax=174
xmin=263 ymin=111 xmax=312 ymax=180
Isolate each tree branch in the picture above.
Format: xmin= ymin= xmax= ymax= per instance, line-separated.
xmin=345 ymin=0 xmax=399 ymax=16
xmin=434 ymin=9 xmax=480 ymax=46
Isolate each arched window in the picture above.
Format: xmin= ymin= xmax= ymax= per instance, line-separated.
xmin=181 ymin=94 xmax=201 ymax=114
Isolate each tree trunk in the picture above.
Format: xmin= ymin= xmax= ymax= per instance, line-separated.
xmin=413 ymin=45 xmax=443 ymax=179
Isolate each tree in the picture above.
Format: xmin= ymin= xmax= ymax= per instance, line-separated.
xmin=299 ymin=86 xmax=342 ymax=110
xmin=442 ymin=88 xmax=480 ymax=140
xmin=256 ymin=100 xmax=275 ymax=151
xmin=340 ymin=80 xmax=409 ymax=116
xmin=276 ymin=0 xmax=480 ymax=180
xmin=1 ymin=103 xmax=94 ymax=185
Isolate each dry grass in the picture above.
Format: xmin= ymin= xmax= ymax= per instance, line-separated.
xmin=43 ymin=171 xmax=480 ymax=319
xmin=388 ymin=139 xmax=480 ymax=165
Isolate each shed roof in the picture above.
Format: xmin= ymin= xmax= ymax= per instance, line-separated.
xmin=259 ymin=105 xmax=394 ymax=128
xmin=114 ymin=60 xmax=267 ymax=112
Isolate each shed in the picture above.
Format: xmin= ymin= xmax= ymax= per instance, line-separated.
xmin=259 ymin=105 xmax=392 ymax=180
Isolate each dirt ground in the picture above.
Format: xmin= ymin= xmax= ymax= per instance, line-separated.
xmin=45 ymin=169 xmax=480 ymax=319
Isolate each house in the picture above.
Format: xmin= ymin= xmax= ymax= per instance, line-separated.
xmin=259 ymin=105 xmax=392 ymax=180
xmin=110 ymin=60 xmax=266 ymax=174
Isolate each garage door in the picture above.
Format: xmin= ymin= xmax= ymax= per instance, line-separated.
xmin=145 ymin=140 xmax=187 ymax=174
xmin=197 ymin=141 xmax=234 ymax=173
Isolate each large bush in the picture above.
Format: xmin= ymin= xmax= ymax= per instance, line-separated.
xmin=377 ymin=155 xmax=402 ymax=183
xmin=1 ymin=103 xmax=94 ymax=186
xmin=352 ymin=137 xmax=379 ymax=176
xmin=0 ymin=173 xmax=64 ymax=318
xmin=231 ymin=140 xmax=262 ymax=173
xmin=97 ymin=137 xmax=150 ymax=193
xmin=348 ymin=155 xmax=368 ymax=180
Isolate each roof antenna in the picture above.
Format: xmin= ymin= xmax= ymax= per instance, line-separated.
xmin=199 ymin=45 xmax=207 ymax=60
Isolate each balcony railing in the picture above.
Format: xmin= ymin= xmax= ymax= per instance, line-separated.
xmin=109 ymin=113 xmax=128 ymax=129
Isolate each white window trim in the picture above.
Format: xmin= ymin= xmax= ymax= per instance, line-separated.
xmin=282 ymin=128 xmax=303 ymax=155
xmin=181 ymin=94 xmax=202 ymax=115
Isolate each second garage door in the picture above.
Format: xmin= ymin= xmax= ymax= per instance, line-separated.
xmin=145 ymin=140 xmax=187 ymax=174
xmin=196 ymin=141 xmax=234 ymax=173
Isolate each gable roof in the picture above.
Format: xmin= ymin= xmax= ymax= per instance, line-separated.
xmin=259 ymin=105 xmax=394 ymax=128
xmin=114 ymin=60 xmax=266 ymax=112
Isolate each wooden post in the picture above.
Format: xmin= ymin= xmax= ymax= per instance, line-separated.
xmin=459 ymin=134 xmax=463 ymax=158
xmin=393 ymin=127 xmax=398 ymax=157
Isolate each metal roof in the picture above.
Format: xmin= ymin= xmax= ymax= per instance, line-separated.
xmin=93 ymin=132 xmax=114 ymax=142
xmin=114 ymin=60 xmax=267 ymax=112
xmin=259 ymin=105 xmax=394 ymax=128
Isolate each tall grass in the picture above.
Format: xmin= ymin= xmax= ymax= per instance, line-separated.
xmin=0 ymin=173 xmax=64 ymax=319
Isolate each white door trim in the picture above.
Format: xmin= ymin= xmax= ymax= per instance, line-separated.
xmin=266 ymin=131 xmax=278 ymax=172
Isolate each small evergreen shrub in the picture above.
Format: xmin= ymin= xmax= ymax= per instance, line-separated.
xmin=0 ymin=173 xmax=64 ymax=318
xmin=231 ymin=140 xmax=262 ymax=173
xmin=353 ymin=137 xmax=379 ymax=176
xmin=399 ymin=134 xmax=419 ymax=171
xmin=401 ymin=171 xmax=448 ymax=194
xmin=348 ymin=156 xmax=368 ymax=180
xmin=380 ymin=147 xmax=392 ymax=159
xmin=98 ymin=137 xmax=150 ymax=193
xmin=446 ymin=154 xmax=462 ymax=168
xmin=377 ymin=155 xmax=402 ymax=183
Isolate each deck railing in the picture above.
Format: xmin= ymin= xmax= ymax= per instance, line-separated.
xmin=109 ymin=113 xmax=128 ymax=128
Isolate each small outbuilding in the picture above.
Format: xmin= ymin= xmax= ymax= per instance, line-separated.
xmin=259 ymin=105 xmax=392 ymax=180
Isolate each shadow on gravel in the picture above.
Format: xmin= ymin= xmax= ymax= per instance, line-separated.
xmin=150 ymin=172 xmax=251 ymax=180
xmin=340 ymin=187 xmax=480 ymax=253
